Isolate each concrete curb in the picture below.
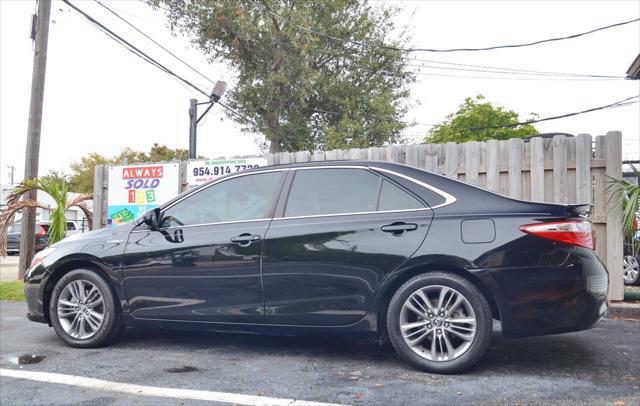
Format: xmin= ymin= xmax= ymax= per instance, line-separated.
xmin=608 ymin=301 xmax=640 ymax=319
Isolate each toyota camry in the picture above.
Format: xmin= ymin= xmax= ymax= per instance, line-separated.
xmin=23 ymin=161 xmax=608 ymax=373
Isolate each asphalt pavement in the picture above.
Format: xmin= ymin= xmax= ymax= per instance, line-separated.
xmin=0 ymin=301 xmax=639 ymax=405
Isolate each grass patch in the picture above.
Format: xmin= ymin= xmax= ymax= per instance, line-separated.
xmin=0 ymin=281 xmax=25 ymax=301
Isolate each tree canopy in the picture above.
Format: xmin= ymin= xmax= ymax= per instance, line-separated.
xmin=68 ymin=144 xmax=189 ymax=193
xmin=425 ymin=95 xmax=539 ymax=144
xmin=150 ymin=0 xmax=414 ymax=152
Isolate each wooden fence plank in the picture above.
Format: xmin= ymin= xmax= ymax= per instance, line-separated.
xmin=605 ymin=131 xmax=623 ymax=301
xmin=529 ymin=136 xmax=544 ymax=201
xmin=575 ymin=134 xmax=592 ymax=204
xmin=552 ymin=135 xmax=568 ymax=203
xmin=425 ymin=144 xmax=437 ymax=172
xmin=465 ymin=141 xmax=480 ymax=185
xmin=593 ymin=136 xmax=607 ymax=266
xmin=508 ymin=138 xmax=523 ymax=199
xmin=445 ymin=142 xmax=458 ymax=179
xmin=486 ymin=140 xmax=499 ymax=192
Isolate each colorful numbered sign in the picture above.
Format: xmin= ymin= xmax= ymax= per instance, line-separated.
xmin=107 ymin=163 xmax=180 ymax=226
xmin=186 ymin=158 xmax=267 ymax=186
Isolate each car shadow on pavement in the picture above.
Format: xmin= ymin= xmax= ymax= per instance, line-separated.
xmin=113 ymin=326 xmax=601 ymax=375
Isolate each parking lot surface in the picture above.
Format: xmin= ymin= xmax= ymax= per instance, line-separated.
xmin=1 ymin=301 xmax=639 ymax=405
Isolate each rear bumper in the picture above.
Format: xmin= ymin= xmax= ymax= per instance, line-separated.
xmin=482 ymin=247 xmax=608 ymax=339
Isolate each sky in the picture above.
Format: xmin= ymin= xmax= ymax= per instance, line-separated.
xmin=1 ymin=0 xmax=639 ymax=185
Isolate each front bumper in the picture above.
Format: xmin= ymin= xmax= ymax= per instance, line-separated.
xmin=485 ymin=247 xmax=608 ymax=339
xmin=24 ymin=262 xmax=50 ymax=325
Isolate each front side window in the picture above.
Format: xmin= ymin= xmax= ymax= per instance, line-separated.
xmin=285 ymin=169 xmax=380 ymax=217
xmin=162 ymin=172 xmax=283 ymax=227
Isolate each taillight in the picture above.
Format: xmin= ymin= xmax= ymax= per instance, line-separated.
xmin=36 ymin=226 xmax=46 ymax=237
xmin=520 ymin=220 xmax=595 ymax=250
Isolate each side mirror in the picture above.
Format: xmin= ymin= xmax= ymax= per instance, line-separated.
xmin=142 ymin=207 xmax=162 ymax=231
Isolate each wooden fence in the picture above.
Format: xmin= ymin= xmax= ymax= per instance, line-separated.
xmin=93 ymin=131 xmax=624 ymax=300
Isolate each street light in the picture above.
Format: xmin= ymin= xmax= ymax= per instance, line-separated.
xmin=189 ymin=80 xmax=227 ymax=160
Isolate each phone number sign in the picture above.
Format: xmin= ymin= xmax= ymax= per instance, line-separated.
xmin=187 ymin=158 xmax=267 ymax=186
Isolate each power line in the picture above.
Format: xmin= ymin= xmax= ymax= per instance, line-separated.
xmin=405 ymin=63 xmax=624 ymax=80
xmin=403 ymin=56 xmax=625 ymax=79
xmin=405 ymin=69 xmax=623 ymax=81
xmin=452 ymin=96 xmax=639 ymax=133
xmin=252 ymin=1 xmax=639 ymax=53
xmin=62 ymin=0 xmax=210 ymax=99
xmin=93 ymin=0 xmax=216 ymax=86
xmin=137 ymin=1 xmax=628 ymax=80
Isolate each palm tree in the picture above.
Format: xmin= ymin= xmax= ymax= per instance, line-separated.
xmin=0 ymin=174 xmax=93 ymax=256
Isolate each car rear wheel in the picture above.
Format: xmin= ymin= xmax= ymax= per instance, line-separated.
xmin=386 ymin=272 xmax=493 ymax=374
xmin=49 ymin=269 xmax=121 ymax=347
xmin=623 ymin=255 xmax=640 ymax=286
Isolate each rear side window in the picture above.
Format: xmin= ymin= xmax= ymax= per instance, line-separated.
xmin=285 ymin=169 xmax=380 ymax=217
xmin=378 ymin=180 xmax=425 ymax=211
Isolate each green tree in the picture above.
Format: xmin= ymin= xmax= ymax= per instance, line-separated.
xmin=425 ymin=95 xmax=539 ymax=144
xmin=150 ymin=0 xmax=414 ymax=152
xmin=0 ymin=174 xmax=93 ymax=260
xmin=68 ymin=144 xmax=190 ymax=193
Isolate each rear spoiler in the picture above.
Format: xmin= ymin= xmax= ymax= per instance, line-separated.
xmin=566 ymin=203 xmax=593 ymax=217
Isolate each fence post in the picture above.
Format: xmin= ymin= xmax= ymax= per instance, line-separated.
xmin=92 ymin=164 xmax=104 ymax=230
xmin=605 ymin=131 xmax=623 ymax=301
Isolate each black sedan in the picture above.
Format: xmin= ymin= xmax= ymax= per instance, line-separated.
xmin=23 ymin=161 xmax=608 ymax=373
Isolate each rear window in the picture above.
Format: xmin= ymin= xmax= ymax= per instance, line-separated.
xmin=66 ymin=222 xmax=76 ymax=230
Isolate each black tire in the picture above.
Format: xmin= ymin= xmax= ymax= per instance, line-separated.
xmin=386 ymin=272 xmax=493 ymax=374
xmin=49 ymin=269 xmax=122 ymax=348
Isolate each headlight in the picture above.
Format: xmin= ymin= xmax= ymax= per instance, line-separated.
xmin=29 ymin=247 xmax=56 ymax=269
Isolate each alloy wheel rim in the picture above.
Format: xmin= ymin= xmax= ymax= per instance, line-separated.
xmin=400 ymin=285 xmax=476 ymax=362
xmin=57 ymin=280 xmax=104 ymax=340
xmin=623 ymin=255 xmax=639 ymax=282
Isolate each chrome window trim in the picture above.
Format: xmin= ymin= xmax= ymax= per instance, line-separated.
xmin=131 ymin=217 xmax=272 ymax=232
xmin=272 ymin=207 xmax=431 ymax=221
xmin=141 ymin=164 xmax=455 ymax=229
xmin=370 ymin=166 xmax=457 ymax=209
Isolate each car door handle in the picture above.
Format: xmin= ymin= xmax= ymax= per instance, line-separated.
xmin=381 ymin=222 xmax=418 ymax=236
xmin=231 ymin=233 xmax=261 ymax=245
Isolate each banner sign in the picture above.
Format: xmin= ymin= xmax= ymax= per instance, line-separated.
xmin=107 ymin=163 xmax=180 ymax=225
xmin=187 ymin=158 xmax=267 ymax=186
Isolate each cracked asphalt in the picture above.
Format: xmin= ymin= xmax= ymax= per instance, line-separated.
xmin=1 ymin=301 xmax=639 ymax=405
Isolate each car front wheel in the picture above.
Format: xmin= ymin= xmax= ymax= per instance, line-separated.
xmin=386 ymin=272 xmax=493 ymax=374
xmin=49 ymin=269 xmax=121 ymax=347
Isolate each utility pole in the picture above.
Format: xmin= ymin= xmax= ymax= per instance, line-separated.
xmin=6 ymin=165 xmax=15 ymax=185
xmin=18 ymin=0 xmax=51 ymax=280
xmin=188 ymin=81 xmax=227 ymax=160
